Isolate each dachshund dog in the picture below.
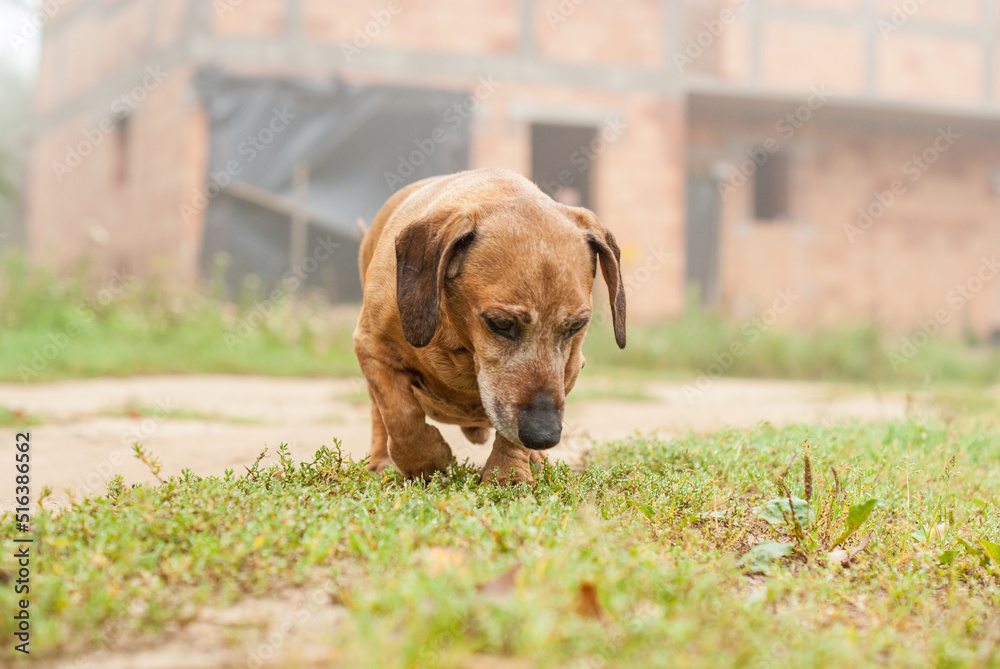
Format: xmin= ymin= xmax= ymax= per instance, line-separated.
xmin=354 ymin=168 xmax=625 ymax=484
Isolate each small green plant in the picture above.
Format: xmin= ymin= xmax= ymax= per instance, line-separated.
xmin=105 ymin=474 xmax=125 ymax=501
xmin=131 ymin=442 xmax=164 ymax=484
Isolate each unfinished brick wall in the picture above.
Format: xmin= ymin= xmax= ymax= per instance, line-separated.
xmin=26 ymin=0 xmax=1000 ymax=331
xmin=27 ymin=65 xmax=207 ymax=281
xmin=301 ymin=0 xmax=520 ymax=53
xmin=693 ymin=113 xmax=1000 ymax=336
xmin=694 ymin=0 xmax=997 ymax=110
xmin=28 ymin=0 xmax=205 ymax=282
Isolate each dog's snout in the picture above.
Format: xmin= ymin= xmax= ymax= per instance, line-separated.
xmin=517 ymin=393 xmax=563 ymax=450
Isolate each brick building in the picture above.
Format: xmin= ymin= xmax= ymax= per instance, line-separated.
xmin=25 ymin=0 xmax=1000 ymax=336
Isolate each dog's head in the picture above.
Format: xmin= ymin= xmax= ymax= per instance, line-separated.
xmin=395 ymin=197 xmax=625 ymax=450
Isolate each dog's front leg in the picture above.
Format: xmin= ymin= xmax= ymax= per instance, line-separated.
xmin=361 ymin=358 xmax=453 ymax=479
xmin=481 ymin=433 xmax=534 ymax=485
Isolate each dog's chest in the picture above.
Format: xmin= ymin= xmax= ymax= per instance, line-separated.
xmin=411 ymin=382 xmax=490 ymax=427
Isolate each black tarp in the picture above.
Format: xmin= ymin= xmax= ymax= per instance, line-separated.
xmin=194 ymin=69 xmax=471 ymax=301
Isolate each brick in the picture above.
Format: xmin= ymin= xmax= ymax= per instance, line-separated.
xmin=877 ymin=33 xmax=984 ymax=104
xmin=535 ymin=0 xmax=663 ymax=67
xmin=760 ymin=21 xmax=867 ymax=93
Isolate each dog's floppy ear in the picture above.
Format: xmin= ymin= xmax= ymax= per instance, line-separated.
xmin=395 ymin=208 xmax=477 ymax=348
xmin=563 ymin=206 xmax=627 ymax=349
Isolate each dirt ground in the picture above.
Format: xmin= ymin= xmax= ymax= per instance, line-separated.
xmin=0 ymin=374 xmax=908 ymax=507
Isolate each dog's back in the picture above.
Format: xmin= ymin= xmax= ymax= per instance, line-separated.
xmin=358 ymin=169 xmax=545 ymax=287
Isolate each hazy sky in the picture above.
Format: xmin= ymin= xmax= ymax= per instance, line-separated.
xmin=1 ymin=1 xmax=42 ymax=78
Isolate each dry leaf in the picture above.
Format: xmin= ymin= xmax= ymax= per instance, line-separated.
xmin=828 ymin=548 xmax=849 ymax=566
xmin=477 ymin=563 xmax=520 ymax=597
xmin=829 ymin=534 xmax=871 ymax=568
xmin=576 ymin=582 xmax=606 ymax=621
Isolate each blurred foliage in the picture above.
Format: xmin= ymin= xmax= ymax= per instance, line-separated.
xmin=583 ymin=302 xmax=1000 ymax=386
xmin=1 ymin=250 xmax=998 ymax=384
xmin=0 ymin=63 xmax=32 ymax=243
xmin=0 ymin=144 xmax=15 ymax=200
xmin=0 ymin=252 xmax=359 ymax=381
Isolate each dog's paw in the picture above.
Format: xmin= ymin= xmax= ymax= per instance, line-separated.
xmin=480 ymin=451 xmax=534 ymax=486
xmin=365 ymin=459 xmax=394 ymax=474
xmin=480 ymin=464 xmax=533 ymax=486
xmin=529 ymin=450 xmax=548 ymax=467
xmin=386 ymin=427 xmax=454 ymax=480
xmin=461 ymin=426 xmax=491 ymax=444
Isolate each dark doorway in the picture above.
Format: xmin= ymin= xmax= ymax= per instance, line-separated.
xmin=686 ymin=175 xmax=722 ymax=306
xmin=196 ymin=72 xmax=471 ymax=302
xmin=530 ymin=124 xmax=597 ymax=210
xmin=753 ymin=149 xmax=789 ymax=221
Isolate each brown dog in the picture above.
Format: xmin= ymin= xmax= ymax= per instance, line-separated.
xmin=353 ymin=167 xmax=626 ymax=484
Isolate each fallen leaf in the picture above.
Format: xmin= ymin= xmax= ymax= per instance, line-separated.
xmin=477 ymin=563 xmax=520 ymax=597
xmin=755 ymin=497 xmax=813 ymax=528
xmin=829 ymin=534 xmax=871 ymax=568
xmin=828 ymin=548 xmax=849 ymax=566
xmin=576 ymin=582 xmax=606 ymax=621
xmin=980 ymin=538 xmax=1000 ymax=567
xmin=937 ymin=549 xmax=958 ymax=566
xmin=738 ymin=541 xmax=794 ymax=571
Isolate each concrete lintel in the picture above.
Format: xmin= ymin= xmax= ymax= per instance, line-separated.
xmin=31 ymin=42 xmax=192 ymax=134
xmin=506 ymin=100 xmax=628 ymax=127
xmin=687 ymin=83 xmax=1000 ymax=137
xmin=193 ymin=37 xmax=681 ymax=96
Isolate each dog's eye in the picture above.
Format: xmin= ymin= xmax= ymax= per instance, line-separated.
xmin=484 ymin=316 xmax=517 ymax=339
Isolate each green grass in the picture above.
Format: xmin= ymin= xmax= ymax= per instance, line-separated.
xmin=0 ymin=253 xmax=359 ymax=382
xmin=0 ymin=405 xmax=40 ymax=426
xmin=4 ymin=419 xmax=999 ymax=667
xmin=583 ymin=307 xmax=1000 ymax=386
xmin=2 ymin=251 xmax=999 ymax=385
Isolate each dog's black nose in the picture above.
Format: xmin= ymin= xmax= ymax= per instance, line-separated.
xmin=517 ymin=393 xmax=563 ymax=450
